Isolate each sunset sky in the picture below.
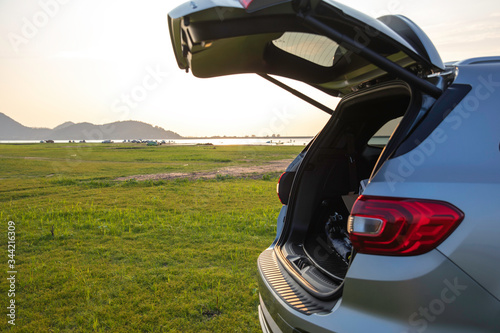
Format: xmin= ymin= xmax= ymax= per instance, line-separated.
xmin=1 ymin=0 xmax=499 ymax=137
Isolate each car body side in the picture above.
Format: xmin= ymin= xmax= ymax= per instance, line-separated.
xmin=258 ymin=62 xmax=500 ymax=333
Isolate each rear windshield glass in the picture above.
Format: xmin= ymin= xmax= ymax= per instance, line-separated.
xmin=368 ymin=117 xmax=402 ymax=147
xmin=272 ymin=32 xmax=339 ymax=67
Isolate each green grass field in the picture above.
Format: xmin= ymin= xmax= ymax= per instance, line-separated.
xmin=0 ymin=143 xmax=303 ymax=332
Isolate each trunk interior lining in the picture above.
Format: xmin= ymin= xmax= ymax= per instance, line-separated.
xmin=275 ymin=82 xmax=416 ymax=300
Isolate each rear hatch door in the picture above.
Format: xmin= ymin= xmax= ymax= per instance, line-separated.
xmin=168 ymin=0 xmax=445 ymax=97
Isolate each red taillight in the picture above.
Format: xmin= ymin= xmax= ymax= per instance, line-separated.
xmin=348 ymin=196 xmax=464 ymax=256
xmin=277 ymin=171 xmax=295 ymax=205
xmin=239 ymin=0 xmax=254 ymax=9
xmin=277 ymin=172 xmax=286 ymax=204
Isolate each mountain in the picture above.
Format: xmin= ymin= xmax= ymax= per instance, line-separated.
xmin=0 ymin=113 xmax=182 ymax=140
xmin=53 ymin=121 xmax=75 ymax=131
xmin=0 ymin=113 xmax=51 ymax=140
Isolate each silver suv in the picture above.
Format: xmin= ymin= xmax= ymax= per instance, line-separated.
xmin=168 ymin=0 xmax=500 ymax=332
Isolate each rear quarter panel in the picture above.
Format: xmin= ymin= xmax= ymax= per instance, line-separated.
xmin=367 ymin=64 xmax=500 ymax=301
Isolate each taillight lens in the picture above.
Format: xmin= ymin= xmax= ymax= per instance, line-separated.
xmin=277 ymin=171 xmax=295 ymax=205
xmin=239 ymin=0 xmax=254 ymax=9
xmin=348 ymin=196 xmax=464 ymax=256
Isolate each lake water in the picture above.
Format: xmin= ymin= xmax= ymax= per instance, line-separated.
xmin=0 ymin=136 xmax=391 ymax=147
xmin=0 ymin=137 xmax=314 ymax=146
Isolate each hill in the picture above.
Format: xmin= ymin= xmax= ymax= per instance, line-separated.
xmin=0 ymin=113 xmax=182 ymax=140
xmin=0 ymin=113 xmax=50 ymax=140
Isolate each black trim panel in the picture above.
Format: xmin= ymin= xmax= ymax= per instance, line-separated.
xmin=395 ymin=84 xmax=472 ymax=156
xmin=258 ymin=249 xmax=335 ymax=315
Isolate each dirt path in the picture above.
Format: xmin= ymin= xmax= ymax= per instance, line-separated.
xmin=115 ymin=159 xmax=293 ymax=181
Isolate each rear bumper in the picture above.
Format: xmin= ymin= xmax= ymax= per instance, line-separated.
xmin=258 ymin=248 xmax=500 ymax=333
xmin=258 ymin=301 xmax=280 ymax=333
xmin=257 ymin=249 xmax=338 ymax=333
